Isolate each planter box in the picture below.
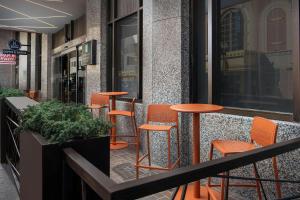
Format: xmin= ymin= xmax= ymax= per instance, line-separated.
xmin=20 ymin=131 xmax=110 ymax=200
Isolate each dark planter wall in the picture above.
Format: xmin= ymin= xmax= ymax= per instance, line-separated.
xmin=20 ymin=131 xmax=110 ymax=200
xmin=0 ymin=97 xmax=5 ymax=163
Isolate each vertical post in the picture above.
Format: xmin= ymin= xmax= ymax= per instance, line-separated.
xmin=207 ymin=0 xmax=220 ymax=104
xmin=192 ymin=113 xmax=200 ymax=198
xmin=293 ymin=0 xmax=300 ymax=121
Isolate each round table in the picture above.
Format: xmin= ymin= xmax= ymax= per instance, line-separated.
xmin=99 ymin=92 xmax=128 ymax=150
xmin=170 ymin=104 xmax=224 ymax=200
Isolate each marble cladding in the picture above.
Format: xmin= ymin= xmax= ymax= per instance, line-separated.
xmin=30 ymin=33 xmax=37 ymax=91
xmin=86 ymin=0 xmax=102 ymax=104
xmin=187 ymin=113 xmax=299 ymax=199
xmin=142 ymin=0 xmax=191 ymax=167
xmin=86 ymin=0 xmax=108 ymax=104
xmin=19 ymin=32 xmax=28 ymax=91
xmin=41 ymin=34 xmax=52 ymax=100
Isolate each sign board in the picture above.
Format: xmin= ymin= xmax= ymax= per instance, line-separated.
xmin=3 ymin=49 xmax=29 ymax=55
xmin=0 ymin=54 xmax=16 ymax=65
xmin=1 ymin=39 xmax=29 ymax=55
xmin=81 ymin=40 xmax=96 ymax=66
xmin=8 ymin=39 xmax=21 ymax=50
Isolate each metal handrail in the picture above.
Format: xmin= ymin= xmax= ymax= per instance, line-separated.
xmin=64 ymin=137 xmax=300 ymax=200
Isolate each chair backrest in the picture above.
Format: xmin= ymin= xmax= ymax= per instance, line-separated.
xmin=250 ymin=116 xmax=278 ymax=147
xmin=29 ymin=90 xmax=39 ymax=101
xmin=147 ymin=104 xmax=178 ymax=124
xmin=90 ymin=93 xmax=110 ymax=106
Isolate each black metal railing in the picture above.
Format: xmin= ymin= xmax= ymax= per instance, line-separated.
xmin=0 ymin=97 xmax=38 ymax=194
xmin=4 ymin=103 xmax=21 ymax=192
xmin=63 ymin=137 xmax=300 ymax=200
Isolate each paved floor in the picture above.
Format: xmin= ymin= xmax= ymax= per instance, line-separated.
xmin=0 ymin=165 xmax=19 ymax=200
xmin=110 ymin=146 xmax=174 ymax=200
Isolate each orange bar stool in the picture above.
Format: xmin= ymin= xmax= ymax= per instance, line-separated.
xmin=29 ymin=90 xmax=39 ymax=101
xmin=108 ymin=98 xmax=137 ymax=149
xmin=136 ymin=104 xmax=180 ymax=179
xmin=207 ymin=116 xmax=282 ymax=200
xmin=88 ymin=93 xmax=110 ymax=117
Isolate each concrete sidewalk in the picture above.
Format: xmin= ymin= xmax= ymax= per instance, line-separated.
xmin=0 ymin=165 xmax=19 ymax=200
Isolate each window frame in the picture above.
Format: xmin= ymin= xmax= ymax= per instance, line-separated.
xmin=191 ymin=0 xmax=300 ymax=122
xmin=107 ymin=0 xmax=143 ymax=100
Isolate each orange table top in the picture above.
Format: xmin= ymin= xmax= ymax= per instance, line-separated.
xmin=98 ymin=92 xmax=128 ymax=96
xmin=170 ymin=104 xmax=223 ymax=113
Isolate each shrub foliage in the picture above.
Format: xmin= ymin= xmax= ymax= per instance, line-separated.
xmin=21 ymin=101 xmax=111 ymax=143
xmin=0 ymin=88 xmax=24 ymax=97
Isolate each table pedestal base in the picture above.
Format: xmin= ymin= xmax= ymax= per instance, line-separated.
xmin=110 ymin=141 xmax=128 ymax=150
xmin=175 ymin=184 xmax=209 ymax=200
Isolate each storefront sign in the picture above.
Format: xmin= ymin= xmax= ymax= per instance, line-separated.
xmin=2 ymin=39 xmax=29 ymax=55
xmin=0 ymin=54 xmax=16 ymax=65
xmin=81 ymin=40 xmax=96 ymax=66
xmin=8 ymin=39 xmax=21 ymax=50
xmin=2 ymin=49 xmax=29 ymax=55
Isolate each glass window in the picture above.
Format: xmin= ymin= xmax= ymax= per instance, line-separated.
xmin=221 ymin=9 xmax=243 ymax=52
xmin=216 ymin=0 xmax=294 ymax=113
xmin=267 ymin=8 xmax=286 ymax=52
xmin=115 ymin=15 xmax=139 ymax=98
xmin=195 ymin=0 xmax=296 ymax=114
xmin=108 ymin=0 xmax=142 ymax=99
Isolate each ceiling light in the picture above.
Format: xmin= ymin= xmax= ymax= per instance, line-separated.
xmin=0 ymin=3 xmax=56 ymax=28
xmin=0 ymin=16 xmax=66 ymax=21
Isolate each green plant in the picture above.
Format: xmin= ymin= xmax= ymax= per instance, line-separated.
xmin=0 ymin=88 xmax=24 ymax=97
xmin=21 ymin=100 xmax=111 ymax=143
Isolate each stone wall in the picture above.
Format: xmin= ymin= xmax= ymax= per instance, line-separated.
xmin=41 ymin=34 xmax=52 ymax=100
xmin=18 ymin=32 xmax=29 ymax=91
xmin=197 ymin=113 xmax=300 ymax=199
xmin=86 ymin=0 xmax=108 ymax=104
xmin=0 ymin=29 xmax=16 ymax=88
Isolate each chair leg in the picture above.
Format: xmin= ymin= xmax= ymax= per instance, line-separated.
xmin=130 ymin=117 xmax=136 ymax=143
xmin=136 ymin=129 xmax=141 ymax=179
xmin=133 ymin=116 xmax=138 ymax=135
xmin=272 ymin=157 xmax=282 ymax=198
xmin=176 ymin=128 xmax=180 ymax=167
xmin=147 ymin=131 xmax=151 ymax=167
xmin=207 ymin=143 xmax=214 ymax=187
xmin=220 ymin=170 xmax=226 ymax=200
xmin=167 ymin=130 xmax=171 ymax=169
xmin=253 ymin=163 xmax=262 ymax=200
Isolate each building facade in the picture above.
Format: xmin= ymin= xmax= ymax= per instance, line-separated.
xmin=0 ymin=0 xmax=299 ymax=198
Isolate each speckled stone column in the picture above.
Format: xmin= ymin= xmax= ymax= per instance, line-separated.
xmin=142 ymin=0 xmax=191 ymax=167
xmin=86 ymin=0 xmax=108 ymax=104
xmin=18 ymin=32 xmax=29 ymax=91
xmin=41 ymin=33 xmax=52 ymax=100
xmin=30 ymin=33 xmax=37 ymax=91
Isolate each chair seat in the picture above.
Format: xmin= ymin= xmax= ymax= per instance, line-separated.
xmin=88 ymin=104 xmax=107 ymax=109
xmin=139 ymin=124 xmax=173 ymax=131
xmin=212 ymin=140 xmax=255 ymax=155
xmin=108 ymin=110 xmax=134 ymax=117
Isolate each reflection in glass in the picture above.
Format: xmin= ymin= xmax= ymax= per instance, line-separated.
xmin=115 ymin=15 xmax=139 ymax=98
xmin=218 ymin=0 xmax=294 ymax=112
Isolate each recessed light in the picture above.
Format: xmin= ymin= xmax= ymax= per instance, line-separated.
xmin=44 ymin=0 xmax=64 ymax=2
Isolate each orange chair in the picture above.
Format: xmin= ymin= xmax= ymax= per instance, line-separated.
xmin=108 ymin=98 xmax=137 ymax=147
xmin=135 ymin=104 xmax=180 ymax=179
xmin=207 ymin=116 xmax=281 ymax=200
xmin=88 ymin=93 xmax=110 ymax=116
xmin=29 ymin=90 xmax=39 ymax=101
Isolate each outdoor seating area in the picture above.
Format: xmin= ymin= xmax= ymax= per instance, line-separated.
xmin=0 ymin=0 xmax=300 ymax=199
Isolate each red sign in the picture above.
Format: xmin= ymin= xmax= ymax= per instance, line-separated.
xmin=0 ymin=54 xmax=16 ymax=65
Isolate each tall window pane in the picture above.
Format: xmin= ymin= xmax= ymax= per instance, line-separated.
xmin=217 ymin=0 xmax=294 ymax=112
xmin=115 ymin=15 xmax=139 ymax=98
